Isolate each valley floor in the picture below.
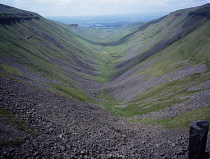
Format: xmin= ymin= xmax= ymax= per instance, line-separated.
xmin=1 ymin=76 xmax=210 ymax=159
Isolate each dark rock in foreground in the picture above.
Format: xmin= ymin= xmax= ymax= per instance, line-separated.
xmin=189 ymin=120 xmax=209 ymax=159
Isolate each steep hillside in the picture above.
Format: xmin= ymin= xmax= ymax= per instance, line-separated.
xmin=0 ymin=4 xmax=113 ymax=103
xmin=0 ymin=3 xmax=210 ymax=158
xmin=101 ymin=4 xmax=210 ymax=126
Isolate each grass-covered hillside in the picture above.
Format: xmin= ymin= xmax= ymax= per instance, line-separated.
xmin=0 ymin=3 xmax=210 ymax=131
xmin=101 ymin=3 xmax=210 ymax=129
xmin=0 ymin=4 xmax=115 ymax=103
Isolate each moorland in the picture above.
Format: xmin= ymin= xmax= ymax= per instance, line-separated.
xmin=0 ymin=3 xmax=210 ymax=158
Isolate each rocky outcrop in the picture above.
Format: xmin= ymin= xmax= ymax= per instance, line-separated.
xmin=0 ymin=4 xmax=41 ymax=25
xmin=189 ymin=120 xmax=209 ymax=159
xmin=188 ymin=3 xmax=210 ymax=18
xmin=0 ymin=16 xmax=40 ymax=25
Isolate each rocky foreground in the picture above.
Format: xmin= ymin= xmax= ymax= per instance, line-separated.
xmin=0 ymin=76 xmax=209 ymax=159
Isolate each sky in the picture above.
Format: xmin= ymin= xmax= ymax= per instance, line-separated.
xmin=0 ymin=0 xmax=209 ymax=17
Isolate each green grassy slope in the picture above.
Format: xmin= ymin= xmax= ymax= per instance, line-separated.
xmin=101 ymin=4 xmax=210 ymax=129
xmin=112 ymin=5 xmax=208 ymax=74
xmin=0 ymin=4 xmax=111 ymax=102
xmin=0 ymin=3 xmax=210 ymax=130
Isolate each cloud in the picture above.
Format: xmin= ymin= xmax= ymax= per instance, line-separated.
xmin=0 ymin=0 xmax=209 ymax=16
xmin=0 ymin=0 xmax=16 ymax=6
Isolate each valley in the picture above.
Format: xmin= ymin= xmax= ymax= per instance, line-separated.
xmin=0 ymin=3 xmax=210 ymax=158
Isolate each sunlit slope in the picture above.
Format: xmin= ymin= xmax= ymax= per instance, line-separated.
xmin=101 ymin=4 xmax=210 ymax=123
xmin=110 ymin=4 xmax=209 ymax=73
xmin=0 ymin=4 xmax=108 ymax=102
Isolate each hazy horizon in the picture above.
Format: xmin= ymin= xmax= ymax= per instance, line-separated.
xmin=46 ymin=12 xmax=165 ymax=27
xmin=0 ymin=0 xmax=209 ymax=17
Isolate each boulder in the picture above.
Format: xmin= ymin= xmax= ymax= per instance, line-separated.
xmin=188 ymin=120 xmax=209 ymax=159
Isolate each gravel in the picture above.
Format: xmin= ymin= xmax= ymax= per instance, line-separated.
xmin=135 ymin=89 xmax=210 ymax=120
xmin=0 ymin=76 xmax=192 ymax=159
xmin=105 ymin=64 xmax=207 ymax=102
